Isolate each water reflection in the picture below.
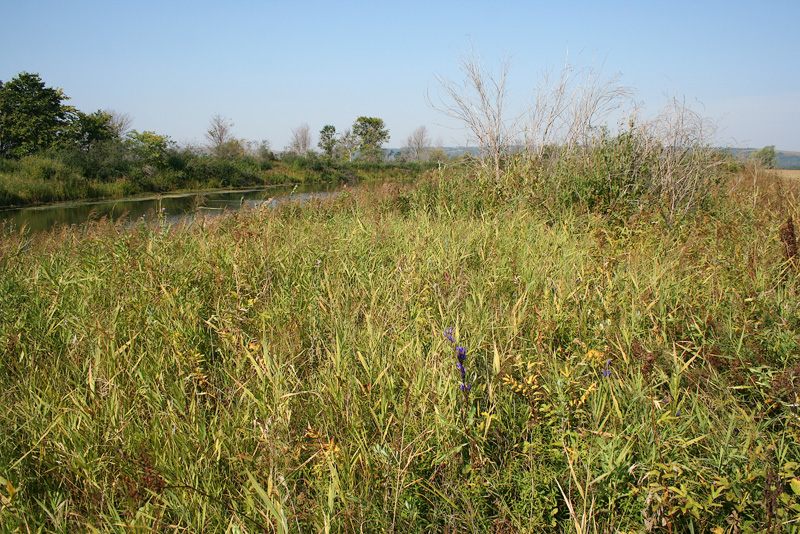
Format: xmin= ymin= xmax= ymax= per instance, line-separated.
xmin=0 ymin=182 xmax=337 ymax=233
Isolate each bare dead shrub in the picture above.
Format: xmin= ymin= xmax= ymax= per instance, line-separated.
xmin=429 ymin=42 xmax=518 ymax=183
xmin=287 ymin=122 xmax=313 ymax=156
xmin=525 ymin=57 xmax=635 ymax=161
xmin=433 ymin=43 xmax=722 ymax=221
xmin=639 ymin=95 xmax=721 ymax=223
xmin=404 ymin=125 xmax=431 ymax=161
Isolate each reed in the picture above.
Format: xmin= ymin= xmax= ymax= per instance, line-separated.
xmin=1 ymin=166 xmax=799 ymax=532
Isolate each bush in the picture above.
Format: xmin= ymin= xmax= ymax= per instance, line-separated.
xmin=281 ymin=153 xmax=327 ymax=173
xmin=17 ymin=153 xmax=79 ymax=182
xmin=58 ymin=142 xmax=132 ymax=182
xmin=184 ymin=156 xmax=260 ymax=188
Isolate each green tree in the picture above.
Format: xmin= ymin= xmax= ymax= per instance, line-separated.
xmin=0 ymin=72 xmax=73 ymax=158
xmin=753 ymin=145 xmax=777 ymax=169
xmin=352 ymin=116 xmax=389 ymax=162
xmin=126 ymin=130 xmax=174 ymax=168
xmin=68 ymin=110 xmax=117 ymax=152
xmin=318 ymin=125 xmax=337 ymax=157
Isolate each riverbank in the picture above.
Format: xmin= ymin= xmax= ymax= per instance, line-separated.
xmin=1 ymin=167 xmax=799 ymax=531
xmin=0 ymin=182 xmax=342 ymax=233
xmin=0 ymin=154 xmax=432 ymax=210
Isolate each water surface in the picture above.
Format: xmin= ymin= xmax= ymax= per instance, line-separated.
xmin=0 ymin=182 xmax=338 ymax=233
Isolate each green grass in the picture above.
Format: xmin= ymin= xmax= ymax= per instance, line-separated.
xmin=0 ymin=152 xmax=432 ymax=209
xmin=1 ymin=167 xmax=799 ymax=532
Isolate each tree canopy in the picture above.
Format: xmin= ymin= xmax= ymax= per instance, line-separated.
xmin=0 ymin=72 xmax=120 ymax=158
xmin=0 ymin=72 xmax=73 ymax=158
xmin=753 ymin=145 xmax=777 ymax=169
xmin=126 ymin=130 xmax=174 ymax=168
xmin=69 ymin=110 xmax=117 ymax=152
xmin=318 ymin=125 xmax=337 ymax=157
xmin=352 ymin=116 xmax=389 ymax=162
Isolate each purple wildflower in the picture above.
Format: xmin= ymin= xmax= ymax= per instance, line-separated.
xmin=444 ymin=328 xmax=470 ymax=393
xmin=444 ymin=328 xmax=455 ymax=343
xmin=601 ymin=359 xmax=612 ymax=377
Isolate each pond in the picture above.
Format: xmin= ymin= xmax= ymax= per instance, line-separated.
xmin=0 ymin=182 xmax=341 ymax=233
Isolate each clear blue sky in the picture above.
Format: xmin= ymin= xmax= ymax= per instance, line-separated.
xmin=2 ymin=0 xmax=798 ymax=150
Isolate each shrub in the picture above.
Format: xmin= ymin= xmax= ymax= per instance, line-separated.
xmin=58 ymin=141 xmax=132 ymax=182
xmin=17 ymin=153 xmax=78 ymax=182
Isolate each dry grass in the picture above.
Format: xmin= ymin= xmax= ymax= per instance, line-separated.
xmin=725 ymin=166 xmax=800 ymax=213
xmin=773 ymin=169 xmax=800 ymax=180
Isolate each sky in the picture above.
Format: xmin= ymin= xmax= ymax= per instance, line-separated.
xmin=1 ymin=0 xmax=798 ymax=151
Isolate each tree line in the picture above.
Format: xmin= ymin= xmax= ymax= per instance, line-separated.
xmin=0 ymin=72 xmax=443 ymax=165
xmin=0 ymin=72 xmax=447 ymax=206
xmin=0 ymin=72 xmax=123 ymax=158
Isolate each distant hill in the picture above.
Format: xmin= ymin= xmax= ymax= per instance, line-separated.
xmin=383 ymin=146 xmax=480 ymax=159
xmin=777 ymin=151 xmax=800 ymax=169
xmin=725 ymin=148 xmax=800 ymax=169
xmin=386 ymin=146 xmax=800 ymax=169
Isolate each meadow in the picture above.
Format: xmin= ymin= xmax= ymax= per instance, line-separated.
xmin=1 ymin=152 xmax=799 ymax=532
xmin=775 ymin=170 xmax=800 ymax=181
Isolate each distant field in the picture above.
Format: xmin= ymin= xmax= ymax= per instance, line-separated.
xmin=774 ymin=169 xmax=800 ymax=180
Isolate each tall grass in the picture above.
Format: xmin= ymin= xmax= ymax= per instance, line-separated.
xmin=0 ymin=151 xmax=434 ymax=209
xmin=1 ymin=166 xmax=799 ymax=532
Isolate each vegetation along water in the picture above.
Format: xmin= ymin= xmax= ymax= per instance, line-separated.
xmin=0 ymin=183 xmax=341 ymax=233
xmin=1 ymin=59 xmax=799 ymax=532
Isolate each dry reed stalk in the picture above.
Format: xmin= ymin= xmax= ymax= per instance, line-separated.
xmin=780 ymin=215 xmax=798 ymax=271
